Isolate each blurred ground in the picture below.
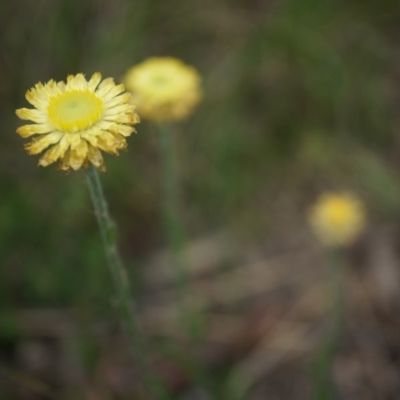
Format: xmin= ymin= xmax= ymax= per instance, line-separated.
xmin=2 ymin=0 xmax=400 ymax=399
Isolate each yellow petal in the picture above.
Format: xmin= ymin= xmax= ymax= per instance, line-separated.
xmin=66 ymin=73 xmax=88 ymax=91
xmin=87 ymin=72 xmax=102 ymax=91
xmin=104 ymin=92 xmax=133 ymax=107
xmin=98 ymin=121 xmax=135 ymax=137
xmin=103 ymin=113 xmax=137 ymax=125
xmin=16 ymin=108 xmax=46 ymax=123
xmin=42 ymin=79 xmax=63 ymax=98
xmin=26 ymin=80 xmax=62 ymax=111
xmin=80 ymin=131 xmax=99 ymax=147
xmin=102 ymin=84 xmax=126 ymax=101
xmin=88 ymin=144 xmax=106 ymax=171
xmin=57 ymin=81 xmax=66 ymax=91
xmin=38 ymin=136 xmax=70 ymax=166
xmin=69 ymin=139 xmax=88 ymax=170
xmin=25 ymin=132 xmax=63 ymax=154
xmin=97 ymin=131 xmax=126 ymax=154
xmin=26 ymin=87 xmax=48 ymax=111
xmin=17 ymin=124 xmax=54 ymax=138
xmin=58 ymin=150 xmax=71 ymax=171
xmin=97 ymin=82 xmax=125 ymax=100
xmin=103 ymin=103 xmax=136 ymax=116
xmin=95 ymin=78 xmax=115 ymax=97
xmin=64 ymin=132 xmax=83 ymax=148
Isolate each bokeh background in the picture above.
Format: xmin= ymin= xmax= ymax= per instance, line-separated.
xmin=2 ymin=0 xmax=400 ymax=399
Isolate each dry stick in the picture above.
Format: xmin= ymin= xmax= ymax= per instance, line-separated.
xmin=85 ymin=165 xmax=168 ymax=399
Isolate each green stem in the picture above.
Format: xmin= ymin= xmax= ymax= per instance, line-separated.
xmin=312 ymin=249 xmax=345 ymax=400
xmin=158 ymin=124 xmax=185 ymax=253
xmin=158 ymin=125 xmax=220 ymax=399
xmin=85 ymin=165 xmax=165 ymax=399
xmin=157 ymin=124 xmax=202 ymax=340
xmin=328 ymin=250 xmax=345 ymax=339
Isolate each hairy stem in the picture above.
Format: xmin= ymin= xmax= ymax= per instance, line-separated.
xmin=85 ymin=164 xmax=166 ymax=399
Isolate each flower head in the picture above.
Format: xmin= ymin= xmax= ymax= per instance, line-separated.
xmin=16 ymin=73 xmax=140 ymax=172
xmin=308 ymin=192 xmax=366 ymax=248
xmin=123 ymin=57 xmax=202 ymax=121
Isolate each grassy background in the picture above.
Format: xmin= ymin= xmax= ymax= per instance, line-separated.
xmin=2 ymin=0 xmax=400 ymax=399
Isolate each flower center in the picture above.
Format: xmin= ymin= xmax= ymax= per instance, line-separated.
xmin=152 ymin=75 xmax=170 ymax=86
xmin=48 ymin=90 xmax=104 ymax=132
xmin=328 ymin=200 xmax=351 ymax=225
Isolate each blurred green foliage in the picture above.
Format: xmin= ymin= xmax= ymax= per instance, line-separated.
xmin=1 ymin=0 xmax=400 ymax=397
xmin=1 ymin=0 xmax=399 ymax=321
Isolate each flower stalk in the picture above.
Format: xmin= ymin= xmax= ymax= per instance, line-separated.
xmin=85 ymin=164 xmax=164 ymax=399
xmin=312 ymin=249 xmax=345 ymax=400
xmin=308 ymin=192 xmax=366 ymax=399
xmin=157 ymin=123 xmax=200 ymax=339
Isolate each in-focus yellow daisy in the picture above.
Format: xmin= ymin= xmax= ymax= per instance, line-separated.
xmin=124 ymin=57 xmax=202 ymax=122
xmin=16 ymin=73 xmax=140 ymax=172
xmin=308 ymin=192 xmax=366 ymax=248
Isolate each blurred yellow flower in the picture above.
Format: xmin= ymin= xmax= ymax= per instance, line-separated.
xmin=124 ymin=57 xmax=202 ymax=121
xmin=16 ymin=73 xmax=139 ymax=172
xmin=309 ymin=192 xmax=366 ymax=248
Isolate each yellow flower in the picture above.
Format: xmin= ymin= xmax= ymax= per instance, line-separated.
xmin=308 ymin=192 xmax=366 ymax=248
xmin=123 ymin=57 xmax=202 ymax=121
xmin=16 ymin=73 xmax=140 ymax=172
